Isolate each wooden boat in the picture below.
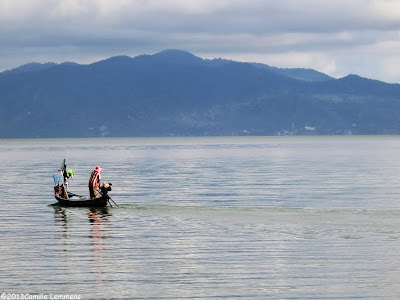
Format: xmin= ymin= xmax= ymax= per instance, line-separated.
xmin=53 ymin=159 xmax=113 ymax=208
xmin=54 ymin=186 xmax=110 ymax=207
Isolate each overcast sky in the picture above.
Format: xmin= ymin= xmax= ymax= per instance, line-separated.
xmin=1 ymin=0 xmax=400 ymax=83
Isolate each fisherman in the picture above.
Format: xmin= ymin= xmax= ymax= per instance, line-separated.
xmin=63 ymin=169 xmax=75 ymax=185
xmin=67 ymin=169 xmax=75 ymax=178
xmin=88 ymin=166 xmax=103 ymax=199
xmin=60 ymin=161 xmax=75 ymax=198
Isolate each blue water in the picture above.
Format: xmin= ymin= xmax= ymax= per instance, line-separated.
xmin=1 ymin=136 xmax=400 ymax=299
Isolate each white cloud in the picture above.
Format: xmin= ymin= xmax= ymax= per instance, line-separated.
xmin=382 ymin=56 xmax=400 ymax=83
xmin=368 ymin=0 xmax=400 ymax=23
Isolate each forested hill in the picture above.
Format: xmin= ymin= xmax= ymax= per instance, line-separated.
xmin=1 ymin=49 xmax=399 ymax=138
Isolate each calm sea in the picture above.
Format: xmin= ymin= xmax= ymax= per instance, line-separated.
xmin=1 ymin=136 xmax=400 ymax=299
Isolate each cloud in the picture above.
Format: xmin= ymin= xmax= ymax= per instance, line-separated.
xmin=0 ymin=0 xmax=400 ymax=82
xmin=368 ymin=0 xmax=400 ymax=23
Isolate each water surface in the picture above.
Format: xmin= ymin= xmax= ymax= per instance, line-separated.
xmin=1 ymin=136 xmax=400 ymax=299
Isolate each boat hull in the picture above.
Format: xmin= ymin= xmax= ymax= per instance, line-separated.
xmin=54 ymin=190 xmax=109 ymax=207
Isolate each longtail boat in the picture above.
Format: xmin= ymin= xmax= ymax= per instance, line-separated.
xmin=53 ymin=159 xmax=113 ymax=208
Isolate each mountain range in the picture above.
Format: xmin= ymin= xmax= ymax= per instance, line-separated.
xmin=1 ymin=49 xmax=399 ymax=138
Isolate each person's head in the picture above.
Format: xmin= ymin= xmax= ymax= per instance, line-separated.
xmin=95 ymin=166 xmax=103 ymax=173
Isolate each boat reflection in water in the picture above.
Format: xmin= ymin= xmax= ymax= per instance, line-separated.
xmin=53 ymin=206 xmax=111 ymax=286
xmin=88 ymin=208 xmax=109 ymax=284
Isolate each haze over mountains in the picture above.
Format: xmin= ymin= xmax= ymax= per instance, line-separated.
xmin=1 ymin=49 xmax=399 ymax=138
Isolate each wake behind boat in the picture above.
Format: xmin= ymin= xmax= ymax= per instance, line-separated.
xmin=53 ymin=159 xmax=115 ymax=208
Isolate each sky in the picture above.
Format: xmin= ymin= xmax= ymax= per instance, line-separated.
xmin=1 ymin=0 xmax=400 ymax=83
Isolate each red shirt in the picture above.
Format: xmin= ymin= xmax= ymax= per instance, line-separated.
xmin=88 ymin=170 xmax=101 ymax=188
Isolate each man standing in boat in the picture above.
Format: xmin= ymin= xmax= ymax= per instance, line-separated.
xmin=59 ymin=159 xmax=75 ymax=198
xmin=89 ymin=166 xmax=103 ymax=199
